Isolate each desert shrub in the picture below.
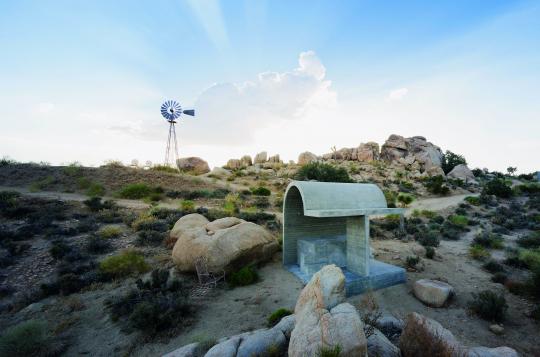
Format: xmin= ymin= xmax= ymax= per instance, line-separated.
xmin=483 ymin=179 xmax=512 ymax=198
xmin=441 ymin=150 xmax=467 ymax=174
xmin=468 ymin=290 xmax=508 ymax=322
xmin=420 ymin=210 xmax=436 ymax=219
xmin=296 ymin=162 xmax=353 ymax=183
xmin=106 ymin=269 xmax=194 ymax=336
xmin=151 ymin=165 xmax=178 ymax=173
xmin=267 ymin=308 xmax=293 ymax=327
xmin=180 ymin=200 xmax=195 ymax=212
xmin=531 ymin=305 xmax=540 ymax=322
xmin=399 ymin=315 xmax=455 ymax=357
xmin=29 ymin=176 xmax=55 ymax=192
xmin=116 ymin=183 xmax=154 ymax=199
xmin=406 ymin=256 xmax=420 ymax=269
xmin=397 ymin=193 xmax=414 ymax=207
xmin=229 ymin=265 xmax=259 ymax=287
xmin=96 ymin=209 xmax=123 ymax=224
xmin=473 ymin=231 xmax=503 ymax=249
xmin=131 ymin=214 xmax=168 ymax=232
xmin=253 ymin=196 xmax=270 ymax=209
xmin=528 ymin=265 xmax=540 ymax=298
xmin=431 ymin=215 xmax=445 ymax=224
xmin=382 ymin=214 xmax=401 ymax=230
xmin=136 ymin=230 xmax=166 ymax=246
xmin=86 ymin=183 xmax=105 ymax=197
xmin=483 ymin=260 xmax=505 ymax=273
xmin=98 ymin=225 xmax=122 ymax=239
xmin=0 ymin=320 xmax=63 ymax=357
xmin=99 ymin=250 xmax=149 ymax=278
xmin=417 ymin=230 xmax=440 ymax=247
xmin=504 ymin=254 xmax=528 ymax=269
xmin=83 ymin=197 xmax=114 ymax=212
xmin=469 ymin=244 xmax=489 ymax=260
xmin=464 ymin=196 xmax=480 ymax=206
xmin=383 ymin=190 xmax=397 ymax=208
xmin=0 ymin=190 xmax=21 ymax=214
xmin=491 ymin=272 xmax=508 ymax=284
xmin=519 ymin=249 xmax=540 ymax=270
xmin=317 ymin=345 xmax=342 ymax=357
xmin=424 ymin=175 xmax=450 ymax=195
xmin=223 ymin=193 xmax=241 ymax=215
xmin=49 ymin=240 xmax=72 ymax=260
xmin=0 ymin=156 xmax=16 ymax=166
xmin=251 ymin=186 xmax=271 ymax=196
xmin=448 ymin=215 xmax=468 ymax=227
xmin=85 ymin=234 xmax=111 ymax=253
xmin=440 ymin=221 xmax=462 ymax=241
xmin=517 ymin=232 xmax=540 ymax=249
xmin=425 ymin=246 xmax=435 ymax=259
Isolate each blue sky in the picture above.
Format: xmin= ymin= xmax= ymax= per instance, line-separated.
xmin=0 ymin=0 xmax=538 ymax=172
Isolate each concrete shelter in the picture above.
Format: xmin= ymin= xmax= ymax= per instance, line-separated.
xmin=283 ymin=181 xmax=406 ymax=295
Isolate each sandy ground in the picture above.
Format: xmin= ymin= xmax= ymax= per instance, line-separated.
xmin=407 ymin=193 xmax=478 ymax=214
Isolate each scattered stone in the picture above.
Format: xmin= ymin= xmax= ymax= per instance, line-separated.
xmin=176 ymin=157 xmax=210 ymax=175
xmin=367 ymin=328 xmax=401 ymax=357
xmin=171 ymin=214 xmax=279 ymax=272
xmin=413 ymin=279 xmax=454 ymax=307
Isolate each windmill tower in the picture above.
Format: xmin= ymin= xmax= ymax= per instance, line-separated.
xmin=160 ymin=100 xmax=195 ymax=167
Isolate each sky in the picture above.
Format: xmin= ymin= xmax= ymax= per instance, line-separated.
xmin=0 ymin=0 xmax=539 ymax=172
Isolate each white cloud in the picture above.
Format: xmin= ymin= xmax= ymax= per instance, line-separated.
xmin=387 ymin=88 xmax=409 ymax=101
xmin=178 ymin=50 xmax=337 ymax=145
xmin=36 ymin=102 xmax=55 ymax=113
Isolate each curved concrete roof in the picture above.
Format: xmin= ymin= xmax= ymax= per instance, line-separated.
xmin=285 ymin=181 xmax=404 ymax=217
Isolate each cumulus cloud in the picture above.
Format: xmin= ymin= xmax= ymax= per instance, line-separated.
xmin=387 ymin=88 xmax=409 ymax=101
xmin=180 ymin=50 xmax=337 ymax=145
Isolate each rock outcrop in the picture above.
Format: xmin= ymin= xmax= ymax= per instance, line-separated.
xmin=380 ymin=135 xmax=443 ymax=171
xmin=226 ymin=159 xmax=242 ymax=170
xmin=413 ymin=279 xmax=454 ymax=307
xmin=176 ymin=157 xmax=210 ymax=175
xmin=240 ymin=155 xmax=252 ymax=167
xmin=297 ymin=151 xmax=318 ymax=165
xmin=447 ymin=164 xmax=476 ymax=183
xmin=288 ymin=265 xmax=367 ymax=357
xmin=254 ymin=151 xmax=267 ymax=164
xmin=357 ymin=142 xmax=380 ymax=162
xmin=170 ymin=214 xmax=279 ymax=272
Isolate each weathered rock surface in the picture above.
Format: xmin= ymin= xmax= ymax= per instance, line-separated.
xmin=380 ymin=135 xmax=443 ymax=170
xmin=466 ymin=346 xmax=519 ymax=357
xmin=254 ymin=151 xmax=267 ymax=164
xmin=297 ymin=151 xmax=318 ymax=165
xmin=357 ymin=142 xmax=380 ymax=162
xmin=489 ymin=324 xmax=504 ymax=335
xmin=267 ymin=154 xmax=281 ymax=163
xmin=208 ymin=166 xmax=231 ymax=177
xmin=240 ymin=155 xmax=252 ymax=167
xmin=163 ymin=342 xmax=199 ymax=357
xmin=226 ymin=159 xmax=242 ymax=170
xmin=176 ymin=157 xmax=210 ymax=175
xmin=171 ymin=214 xmax=278 ymax=272
xmin=367 ymin=328 xmax=401 ymax=357
xmin=289 ymin=265 xmax=367 ymax=357
xmin=413 ymin=279 xmax=454 ymax=307
xmin=447 ymin=164 xmax=476 ymax=183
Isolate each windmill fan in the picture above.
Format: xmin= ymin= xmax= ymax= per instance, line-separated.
xmin=160 ymin=100 xmax=195 ymax=166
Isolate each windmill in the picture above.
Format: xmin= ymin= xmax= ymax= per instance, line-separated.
xmin=160 ymin=100 xmax=195 ymax=167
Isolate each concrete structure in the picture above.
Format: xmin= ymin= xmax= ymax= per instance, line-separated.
xmin=283 ymin=181 xmax=406 ymax=296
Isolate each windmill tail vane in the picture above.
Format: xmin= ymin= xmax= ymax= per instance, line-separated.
xmin=160 ymin=100 xmax=195 ymax=167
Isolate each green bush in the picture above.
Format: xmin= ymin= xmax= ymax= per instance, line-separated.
xmin=473 ymin=231 xmax=504 ymax=249
xmin=468 ymin=290 xmax=508 ymax=322
xmin=483 ymin=260 xmax=505 ymax=273
xmin=397 ymin=193 xmax=414 ymax=207
xmin=420 ymin=210 xmax=436 ymax=219
xmin=448 ymin=215 xmax=468 ymax=227
xmin=180 ymin=200 xmax=195 ymax=212
xmin=417 ymin=230 xmax=439 ymax=247
xmin=491 ymin=272 xmax=508 ymax=284
xmin=296 ymin=162 xmax=353 ymax=183
xmin=464 ymin=196 xmax=480 ymax=206
xmin=519 ymin=249 xmax=540 ymax=270
xmin=483 ymin=179 xmax=512 ymax=198
xmin=317 ymin=345 xmax=342 ymax=357
xmin=251 ymin=186 xmax=271 ymax=196
xmin=99 ymin=250 xmax=149 ymax=278
xmin=86 ymin=234 xmax=111 ymax=253
xmin=383 ymin=190 xmax=397 ymax=208
xmin=406 ymin=256 xmax=420 ymax=269
xmin=0 ymin=320 xmax=63 ymax=357
xmin=229 ymin=265 xmax=259 ymax=287
xmin=98 ymin=225 xmax=122 ymax=239
xmin=517 ymin=232 xmax=540 ymax=249
xmin=136 ymin=230 xmax=166 ymax=246
xmin=83 ymin=197 xmax=114 ymax=212
xmin=425 ymin=246 xmax=435 ymax=259
xmin=117 ymin=183 xmax=154 ymax=199
xmin=442 ymin=151 xmax=467 ymax=174
xmin=267 ymin=308 xmax=293 ymax=327
xmin=469 ymin=244 xmax=489 ymax=260
xmin=424 ymin=175 xmax=450 ymax=195
xmin=151 ymin=165 xmax=179 ymax=173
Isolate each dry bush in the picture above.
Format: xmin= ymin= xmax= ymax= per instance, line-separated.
xmin=358 ymin=290 xmax=381 ymax=338
xmin=399 ymin=315 xmax=457 ymax=357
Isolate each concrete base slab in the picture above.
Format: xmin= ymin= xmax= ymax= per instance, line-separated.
xmin=285 ymin=260 xmax=406 ymax=296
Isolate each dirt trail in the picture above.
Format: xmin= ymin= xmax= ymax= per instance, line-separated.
xmin=406 ymin=193 xmax=478 ymax=214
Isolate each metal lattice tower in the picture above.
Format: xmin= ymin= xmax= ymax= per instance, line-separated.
xmin=160 ymin=100 xmax=195 ymax=167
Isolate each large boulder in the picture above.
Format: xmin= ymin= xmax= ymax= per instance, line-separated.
xmin=268 ymin=154 xmax=281 ymax=163
xmin=380 ymin=134 xmax=408 ymax=162
xmin=171 ymin=214 xmax=279 ymax=272
xmin=226 ymin=159 xmax=242 ymax=170
xmin=297 ymin=151 xmax=318 ymax=165
xmin=447 ymin=164 xmax=476 ymax=183
xmin=380 ymin=135 xmax=443 ymax=170
xmin=357 ymin=142 xmax=380 ymax=162
xmin=289 ymin=265 xmax=367 ymax=357
xmin=399 ymin=312 xmax=461 ymax=355
xmin=413 ymin=279 xmax=454 ymax=307
xmin=240 ymin=155 xmax=253 ymax=167
xmin=176 ymin=157 xmax=210 ymax=175
xmin=254 ymin=151 xmax=267 ymax=164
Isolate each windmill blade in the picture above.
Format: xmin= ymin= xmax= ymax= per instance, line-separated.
xmin=183 ymin=109 xmax=195 ymax=116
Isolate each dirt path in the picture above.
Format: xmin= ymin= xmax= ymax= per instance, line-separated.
xmin=406 ymin=193 xmax=478 ymax=214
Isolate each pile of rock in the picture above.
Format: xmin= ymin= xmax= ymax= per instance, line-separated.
xmin=226 ymin=151 xmax=283 ymax=170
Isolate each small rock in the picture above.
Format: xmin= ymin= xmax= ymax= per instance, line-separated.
xmin=413 ymin=279 xmax=454 ymax=307
xmin=368 ymin=328 xmax=401 ymax=357
xmin=467 ymin=346 xmax=519 ymax=357
xmin=489 ymin=324 xmax=504 ymax=335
